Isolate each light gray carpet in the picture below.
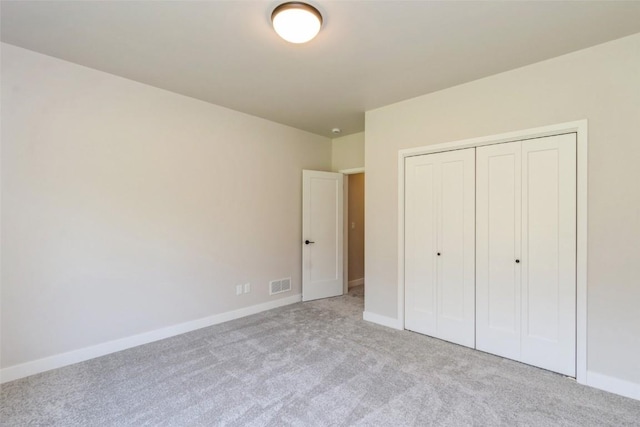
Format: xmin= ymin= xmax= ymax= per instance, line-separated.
xmin=2 ymin=286 xmax=639 ymax=426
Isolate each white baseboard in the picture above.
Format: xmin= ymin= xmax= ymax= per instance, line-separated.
xmin=587 ymin=371 xmax=640 ymax=401
xmin=363 ymin=311 xmax=403 ymax=330
xmin=0 ymin=294 xmax=302 ymax=384
xmin=348 ymin=278 xmax=364 ymax=288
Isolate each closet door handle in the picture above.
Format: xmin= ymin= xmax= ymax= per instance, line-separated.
xmin=515 ymin=259 xmax=520 ymax=263
xmin=437 ymin=252 xmax=441 ymax=256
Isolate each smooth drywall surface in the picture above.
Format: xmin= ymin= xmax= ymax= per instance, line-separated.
xmin=365 ymin=33 xmax=640 ymax=385
xmin=1 ymin=43 xmax=331 ymax=368
xmin=348 ymin=173 xmax=365 ymax=282
xmin=332 ymin=132 xmax=364 ymax=172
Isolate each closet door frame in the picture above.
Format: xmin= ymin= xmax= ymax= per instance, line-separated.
xmin=397 ymin=120 xmax=588 ymax=384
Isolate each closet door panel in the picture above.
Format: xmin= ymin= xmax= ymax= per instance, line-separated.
xmin=520 ymin=134 xmax=576 ymax=376
xmin=404 ymin=155 xmax=438 ymax=335
xmin=437 ymin=149 xmax=476 ymax=347
xmin=476 ymin=142 xmax=521 ymax=360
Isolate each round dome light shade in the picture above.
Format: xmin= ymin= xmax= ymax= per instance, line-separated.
xmin=271 ymin=2 xmax=323 ymax=44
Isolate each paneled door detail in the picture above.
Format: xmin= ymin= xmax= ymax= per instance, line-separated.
xmin=520 ymin=135 xmax=576 ymax=376
xmin=405 ymin=155 xmax=438 ymax=335
xmin=476 ymin=142 xmax=522 ymax=361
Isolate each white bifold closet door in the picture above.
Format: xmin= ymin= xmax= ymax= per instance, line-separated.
xmin=405 ymin=148 xmax=475 ymax=348
xmin=476 ymin=133 xmax=576 ymax=376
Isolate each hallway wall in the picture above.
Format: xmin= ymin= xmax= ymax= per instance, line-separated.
xmin=348 ymin=173 xmax=365 ymax=284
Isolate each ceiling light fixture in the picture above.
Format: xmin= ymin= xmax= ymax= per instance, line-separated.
xmin=271 ymin=2 xmax=323 ymax=44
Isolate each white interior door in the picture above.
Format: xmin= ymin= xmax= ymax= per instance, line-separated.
xmin=302 ymin=170 xmax=343 ymax=302
xmin=405 ymin=149 xmax=475 ymax=348
xmin=520 ymin=134 xmax=576 ymax=376
xmin=476 ymin=134 xmax=576 ymax=376
xmin=476 ymin=141 xmax=522 ymax=360
xmin=405 ymin=155 xmax=438 ymax=335
xmin=437 ymin=149 xmax=476 ymax=348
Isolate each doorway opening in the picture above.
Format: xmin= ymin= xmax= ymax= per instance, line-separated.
xmin=344 ymin=171 xmax=365 ymax=297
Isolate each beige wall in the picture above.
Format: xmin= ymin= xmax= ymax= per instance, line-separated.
xmin=1 ymin=44 xmax=331 ymax=369
xmin=331 ymin=132 xmax=364 ymax=172
xmin=348 ymin=173 xmax=365 ymax=283
xmin=365 ymin=33 xmax=640 ymax=386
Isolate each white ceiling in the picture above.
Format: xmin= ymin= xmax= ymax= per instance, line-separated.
xmin=2 ymin=1 xmax=640 ymax=137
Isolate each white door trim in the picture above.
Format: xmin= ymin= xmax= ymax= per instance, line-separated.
xmin=397 ymin=119 xmax=588 ymax=384
xmin=343 ymin=175 xmax=349 ymax=294
xmin=339 ymin=167 xmax=365 ymax=174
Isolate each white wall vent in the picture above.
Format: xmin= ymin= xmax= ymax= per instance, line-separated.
xmin=270 ymin=277 xmax=292 ymax=295
xmin=281 ymin=277 xmax=291 ymax=292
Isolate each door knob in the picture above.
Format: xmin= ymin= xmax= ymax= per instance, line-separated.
xmin=437 ymin=252 xmax=441 ymax=256
xmin=515 ymin=259 xmax=520 ymax=263
xmin=305 ymin=240 xmax=315 ymax=245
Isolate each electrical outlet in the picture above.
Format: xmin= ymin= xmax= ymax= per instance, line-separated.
xmin=236 ymin=284 xmax=243 ymax=296
xmin=244 ymin=283 xmax=251 ymax=293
